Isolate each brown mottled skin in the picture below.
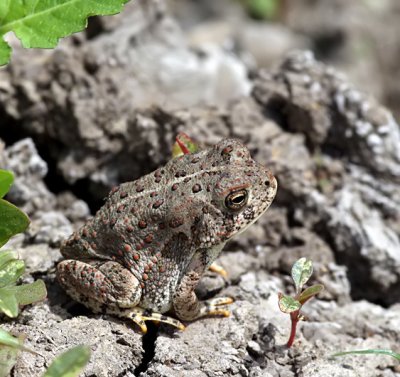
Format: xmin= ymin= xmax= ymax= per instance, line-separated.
xmin=57 ymin=139 xmax=277 ymax=332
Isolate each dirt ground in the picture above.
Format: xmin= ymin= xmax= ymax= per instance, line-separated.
xmin=1 ymin=1 xmax=400 ymax=376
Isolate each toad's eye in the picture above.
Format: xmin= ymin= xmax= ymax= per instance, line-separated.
xmin=225 ymin=189 xmax=248 ymax=211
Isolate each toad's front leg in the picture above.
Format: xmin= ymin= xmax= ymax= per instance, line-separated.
xmin=172 ymin=269 xmax=234 ymax=322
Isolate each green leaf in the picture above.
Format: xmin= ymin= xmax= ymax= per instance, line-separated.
xmin=0 ymin=35 xmax=11 ymax=66
xmin=331 ymin=349 xmax=400 ymax=361
xmin=0 ymin=198 xmax=30 ymax=247
xmin=247 ymin=0 xmax=280 ymax=20
xmin=0 ymin=344 xmax=20 ymax=377
xmin=298 ymin=284 xmax=324 ymax=304
xmin=0 ymin=259 xmax=25 ymax=288
xmin=43 ymin=345 xmax=91 ymax=377
xmin=172 ymin=132 xmax=199 ymax=158
xmin=0 ymin=170 xmax=13 ymax=199
xmin=7 ymin=279 xmax=47 ymax=305
xmin=0 ymin=328 xmax=34 ymax=353
xmin=0 ymin=0 xmax=130 ymax=66
xmin=291 ymin=257 xmax=313 ymax=293
xmin=0 ymin=331 xmax=24 ymax=377
xmin=278 ymin=293 xmax=301 ymax=314
xmin=0 ymin=328 xmax=22 ymax=349
xmin=0 ymin=250 xmax=19 ymax=270
xmin=0 ymin=289 xmax=18 ymax=317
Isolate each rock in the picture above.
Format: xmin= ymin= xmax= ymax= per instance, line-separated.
xmin=26 ymin=211 xmax=73 ymax=247
xmin=0 ymin=0 xmax=250 ymax=201
xmin=3 ymin=138 xmax=56 ymax=215
xmin=143 ymin=301 xmax=258 ymax=377
xmin=16 ymin=244 xmax=61 ymax=275
xmin=253 ymin=50 xmax=400 ymax=179
xmin=4 ymin=303 xmax=143 ymax=377
xmin=56 ymin=191 xmax=91 ymax=224
xmin=237 ymin=22 xmax=308 ymax=69
xmin=324 ymin=179 xmax=400 ymax=303
xmin=252 ymin=50 xmax=400 ymax=305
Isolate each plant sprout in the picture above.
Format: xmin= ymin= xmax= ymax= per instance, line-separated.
xmin=278 ymin=257 xmax=324 ymax=348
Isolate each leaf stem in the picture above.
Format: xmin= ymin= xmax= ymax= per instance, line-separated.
xmin=287 ymin=311 xmax=299 ymax=348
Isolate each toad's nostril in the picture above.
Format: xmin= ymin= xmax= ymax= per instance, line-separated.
xmin=264 ymin=180 xmax=270 ymax=187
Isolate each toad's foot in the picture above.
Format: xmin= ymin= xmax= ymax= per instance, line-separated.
xmin=198 ymin=296 xmax=234 ymax=318
xmin=174 ymin=269 xmax=235 ymax=321
xmin=209 ymin=262 xmax=228 ymax=278
xmin=118 ymin=307 xmax=186 ymax=334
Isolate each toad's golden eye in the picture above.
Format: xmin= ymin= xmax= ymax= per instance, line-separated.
xmin=225 ymin=189 xmax=248 ymax=211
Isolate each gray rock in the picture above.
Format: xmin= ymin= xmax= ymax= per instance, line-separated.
xmin=16 ymin=243 xmax=61 ymax=274
xmin=26 ymin=211 xmax=73 ymax=247
xmin=253 ymin=50 xmax=400 ymax=179
xmin=0 ymin=0 xmax=250 ymax=196
xmin=4 ymin=303 xmax=143 ymax=377
xmin=143 ymin=301 xmax=258 ymax=377
xmin=4 ymin=138 xmax=56 ymax=215
xmin=324 ymin=178 xmax=400 ymax=303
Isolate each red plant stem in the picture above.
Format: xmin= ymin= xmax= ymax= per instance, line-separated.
xmin=176 ymin=135 xmax=191 ymax=155
xmin=287 ymin=311 xmax=299 ymax=348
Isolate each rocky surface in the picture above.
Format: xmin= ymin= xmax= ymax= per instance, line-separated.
xmin=1 ymin=1 xmax=400 ymax=376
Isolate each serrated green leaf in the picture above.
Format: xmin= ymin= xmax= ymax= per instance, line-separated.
xmin=172 ymin=132 xmax=199 ymax=158
xmin=0 ymin=198 xmax=30 ymax=247
xmin=0 ymin=250 xmax=19 ymax=270
xmin=0 ymin=170 xmax=14 ymax=199
xmin=0 ymin=289 xmax=18 ymax=317
xmin=291 ymin=257 xmax=313 ymax=293
xmin=0 ymin=34 xmax=11 ymax=66
xmin=0 ymin=259 xmax=25 ymax=287
xmin=0 ymin=0 xmax=130 ymax=66
xmin=278 ymin=293 xmax=301 ymax=314
xmin=298 ymin=284 xmax=324 ymax=304
xmin=7 ymin=279 xmax=47 ymax=305
xmin=331 ymin=349 xmax=400 ymax=361
xmin=43 ymin=345 xmax=91 ymax=377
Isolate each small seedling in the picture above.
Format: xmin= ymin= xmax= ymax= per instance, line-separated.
xmin=278 ymin=257 xmax=324 ymax=348
xmin=171 ymin=132 xmax=199 ymax=158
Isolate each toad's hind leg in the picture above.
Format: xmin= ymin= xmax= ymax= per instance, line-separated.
xmin=57 ymin=260 xmax=144 ymax=330
xmin=57 ymin=260 xmax=185 ymax=333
